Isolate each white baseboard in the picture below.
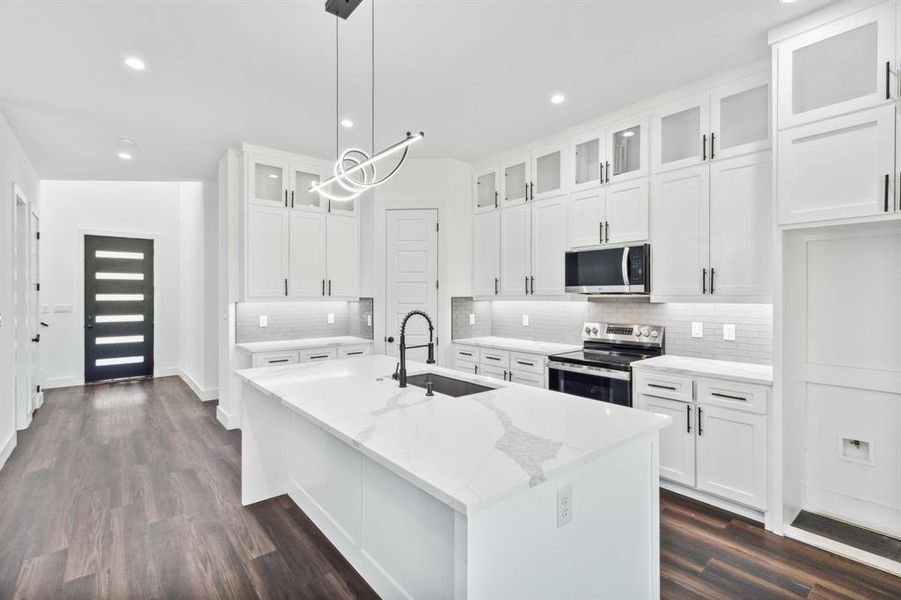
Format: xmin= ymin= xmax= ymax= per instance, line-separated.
xmin=155 ymin=366 xmax=180 ymax=378
xmin=784 ymin=524 xmax=901 ymax=577
xmin=216 ymin=405 xmax=240 ymax=430
xmin=177 ymin=370 xmax=219 ymax=402
xmin=0 ymin=432 xmax=17 ymax=472
xmin=43 ymin=376 xmax=84 ymax=390
xmin=660 ymin=480 xmax=766 ymax=524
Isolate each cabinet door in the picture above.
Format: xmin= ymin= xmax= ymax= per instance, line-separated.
xmin=696 ymin=405 xmax=767 ymax=510
xmin=605 ymin=178 xmax=649 ymax=245
xmin=325 ymin=213 xmax=359 ymax=298
xmin=474 ymin=166 xmax=500 ymax=213
xmin=246 ymin=205 xmax=288 ymax=299
xmin=508 ymin=369 xmax=544 ymax=388
xmin=709 ymin=151 xmax=772 ymax=298
xmin=473 ymin=211 xmax=500 ymax=296
xmin=777 ymin=1 xmax=896 ymax=129
xmin=570 ymin=128 xmax=606 ymax=193
xmin=638 ymin=395 xmax=696 ymax=487
xmin=653 ymin=93 xmax=710 ymax=173
xmin=530 ymin=197 xmax=566 ymax=296
xmin=501 ymin=156 xmax=531 ymax=207
xmin=479 ymin=364 xmax=507 ymax=382
xmin=289 ymin=162 xmax=327 ymax=212
xmin=248 ymin=156 xmax=289 ymax=208
xmin=500 ymin=204 xmax=532 ymax=296
xmin=288 ymin=211 xmax=327 ymax=298
xmin=607 ymin=116 xmax=649 ymax=183
xmin=651 ymin=165 xmax=710 ymax=297
xmin=777 ymin=104 xmax=895 ymax=225
xmin=567 ymin=188 xmax=605 ymax=248
xmin=531 ymin=142 xmax=566 ymax=202
xmin=710 ymin=71 xmax=771 ymax=160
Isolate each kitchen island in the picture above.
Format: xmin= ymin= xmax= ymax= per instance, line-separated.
xmin=238 ymin=355 xmax=670 ymax=599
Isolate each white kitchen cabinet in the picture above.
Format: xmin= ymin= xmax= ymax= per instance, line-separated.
xmin=252 ymin=351 xmax=299 ymax=368
xmin=473 ymin=211 xmax=500 ymax=296
xmin=529 ymin=197 xmax=566 ymax=295
xmin=507 ymin=369 xmax=544 ymax=388
xmin=777 ymin=104 xmax=896 ymax=225
xmin=289 ymin=161 xmax=327 ymax=212
xmin=453 ymin=343 xmax=547 ymax=388
xmin=247 ymin=204 xmax=289 ymax=299
xmin=605 ymin=178 xmax=649 ymax=245
xmin=776 ymin=0 xmax=896 ymax=130
xmin=696 ymin=404 xmax=767 ymax=510
xmin=639 ymin=394 xmax=696 ymax=487
xmin=474 ymin=166 xmax=500 ymax=213
xmin=530 ymin=142 xmax=567 ymax=202
xmin=500 ymin=204 xmax=532 ymax=296
xmin=567 ymin=188 xmax=605 ymax=248
xmin=653 ymin=93 xmax=710 ymax=173
xmin=288 ymin=211 xmax=327 ymax=297
xmin=710 ymin=71 xmax=771 ymax=160
xmin=570 ymin=128 xmax=606 ymax=193
xmin=299 ymin=347 xmax=338 ymax=363
xmin=502 ymin=156 xmax=531 ymax=207
xmin=338 ymin=345 xmax=371 ymax=359
xmin=606 ymin=115 xmax=649 ymax=183
xmin=248 ymin=155 xmax=290 ymax=208
xmin=325 ymin=213 xmax=359 ymax=298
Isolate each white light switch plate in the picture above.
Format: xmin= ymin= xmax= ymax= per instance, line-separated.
xmin=258 ymin=315 xmax=268 ymax=327
xmin=691 ymin=322 xmax=703 ymax=338
xmin=522 ymin=314 xmax=530 ymax=327
xmin=469 ymin=313 xmax=475 ymax=325
xmin=723 ymin=324 xmax=736 ymax=341
xmin=327 ymin=313 xmax=335 ymax=324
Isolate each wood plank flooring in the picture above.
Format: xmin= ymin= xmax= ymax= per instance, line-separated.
xmin=0 ymin=376 xmax=898 ymax=599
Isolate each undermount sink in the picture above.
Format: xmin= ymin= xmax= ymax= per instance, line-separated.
xmin=405 ymin=373 xmax=495 ymax=398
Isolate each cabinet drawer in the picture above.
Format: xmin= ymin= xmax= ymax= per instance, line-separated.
xmin=454 ymin=344 xmax=480 ymax=363
xmin=509 ymin=369 xmax=544 ymax=389
xmin=479 ymin=364 xmax=508 ymax=381
xmin=299 ymin=348 xmax=337 ymax=363
xmin=634 ymin=371 xmax=694 ymax=403
xmin=480 ymin=348 xmax=510 ymax=368
xmin=338 ymin=345 xmax=370 ymax=359
xmin=252 ymin=351 xmax=299 ymax=368
xmin=510 ymin=352 xmax=544 ymax=374
xmin=697 ymin=378 xmax=768 ymax=415
xmin=455 ymin=359 xmax=480 ymax=376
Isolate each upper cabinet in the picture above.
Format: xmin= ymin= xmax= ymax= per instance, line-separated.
xmin=474 ymin=166 xmax=500 ymax=213
xmin=530 ymin=142 xmax=567 ymax=202
xmin=570 ymin=128 xmax=606 ymax=193
xmin=776 ymin=1 xmax=896 ymax=130
xmin=606 ymin=116 xmax=649 ymax=183
xmin=289 ymin=162 xmax=326 ymax=212
xmin=502 ymin=156 xmax=531 ymax=207
xmin=653 ymin=93 xmax=709 ymax=173
xmin=249 ymin=156 xmax=290 ymax=208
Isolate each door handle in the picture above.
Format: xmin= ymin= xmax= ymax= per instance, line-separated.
xmin=31 ymin=335 xmax=40 ymax=343
xmin=386 ymin=336 xmax=395 ymax=343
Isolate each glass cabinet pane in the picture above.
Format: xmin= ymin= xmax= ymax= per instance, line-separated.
xmin=504 ymin=162 xmax=527 ymax=203
xmin=661 ymin=107 xmax=701 ymax=164
xmin=574 ymin=138 xmax=600 ymax=186
xmin=255 ymin=163 xmax=283 ymax=203
xmin=719 ymin=84 xmax=769 ymax=150
xmin=330 ymin=197 xmax=355 ymax=213
xmin=294 ymin=170 xmax=321 ymax=210
xmin=612 ymin=125 xmax=641 ymax=176
xmin=535 ymin=150 xmax=561 ymax=194
xmin=792 ymin=22 xmax=877 ymax=115
xmin=477 ymin=171 xmax=497 ymax=209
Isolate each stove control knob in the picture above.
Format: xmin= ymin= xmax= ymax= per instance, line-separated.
xmin=591 ymin=327 xmax=599 ymax=335
xmin=584 ymin=326 xmax=592 ymax=334
xmin=643 ymin=330 xmax=650 ymax=337
xmin=635 ymin=330 xmax=642 ymax=337
xmin=650 ymin=330 xmax=659 ymax=339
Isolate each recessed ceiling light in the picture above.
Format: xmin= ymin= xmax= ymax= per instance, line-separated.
xmin=340 ymin=118 xmax=354 ymax=128
xmin=124 ymin=56 xmax=146 ymax=71
xmin=117 ymin=152 xmax=133 ymax=160
xmin=781 ymin=0 xmax=796 ymax=3
xmin=550 ymin=93 xmax=566 ymax=105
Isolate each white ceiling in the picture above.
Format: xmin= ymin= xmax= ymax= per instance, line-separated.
xmin=0 ymin=0 xmax=830 ymax=182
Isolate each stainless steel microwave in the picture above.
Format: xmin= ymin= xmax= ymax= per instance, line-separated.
xmin=564 ymin=244 xmax=650 ymax=295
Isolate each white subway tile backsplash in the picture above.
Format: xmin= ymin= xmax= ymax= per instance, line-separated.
xmin=237 ymin=298 xmax=373 ymax=343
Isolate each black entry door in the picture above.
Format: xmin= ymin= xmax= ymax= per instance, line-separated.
xmin=84 ymin=235 xmax=154 ymax=382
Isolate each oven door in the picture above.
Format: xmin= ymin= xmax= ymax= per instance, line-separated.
xmin=547 ymin=362 xmax=632 ymax=407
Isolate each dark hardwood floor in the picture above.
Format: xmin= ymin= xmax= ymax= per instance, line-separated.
xmin=0 ymin=377 xmax=898 ymax=599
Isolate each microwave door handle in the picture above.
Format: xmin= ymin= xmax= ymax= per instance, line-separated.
xmin=621 ymin=246 xmax=630 ymax=286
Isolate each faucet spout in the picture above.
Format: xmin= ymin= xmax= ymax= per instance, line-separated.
xmin=397 ymin=310 xmax=436 ymax=388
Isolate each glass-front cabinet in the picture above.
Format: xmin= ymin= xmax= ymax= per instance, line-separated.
xmin=289 ymin=162 xmax=325 ymax=212
xmin=502 ymin=156 xmax=531 ymax=206
xmin=570 ymin=128 xmax=606 ymax=192
xmin=711 ymin=71 xmax=771 ymax=160
xmin=776 ymin=1 xmax=895 ymax=129
xmin=530 ymin=142 xmax=566 ymax=202
xmin=473 ymin=166 xmax=500 ymax=213
xmin=249 ymin=156 xmax=289 ymax=208
xmin=653 ymin=93 xmax=709 ymax=173
xmin=606 ymin=116 xmax=648 ymax=183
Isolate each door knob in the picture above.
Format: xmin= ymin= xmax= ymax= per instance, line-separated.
xmin=386 ymin=336 xmax=395 ymax=343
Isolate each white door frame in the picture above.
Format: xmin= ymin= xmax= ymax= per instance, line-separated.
xmin=12 ymin=184 xmax=34 ymax=430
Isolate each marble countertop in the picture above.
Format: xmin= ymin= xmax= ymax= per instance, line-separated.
xmin=631 ymin=355 xmax=773 ymax=385
xmin=237 ymin=354 xmax=670 ymax=515
xmin=453 ymin=336 xmax=581 ymax=356
xmin=236 ymin=336 xmax=373 ymax=354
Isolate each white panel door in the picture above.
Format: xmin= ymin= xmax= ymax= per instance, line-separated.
xmin=325 ymin=213 xmax=359 ymax=298
xmin=385 ymin=209 xmax=438 ymax=360
xmin=567 ymin=188 xmax=605 ymax=248
xmin=570 ymin=128 xmax=606 ymax=193
xmin=500 ymin=204 xmax=532 ymax=296
xmin=29 ymin=212 xmax=40 ymax=410
xmin=651 ymin=165 xmax=710 ymax=297
xmin=710 ymin=70 xmax=771 ymax=160
xmin=501 ymin=156 xmax=531 ymax=207
xmin=605 ymin=178 xmax=649 ymax=245
xmin=709 ymin=151 xmax=772 ymax=298
xmin=696 ymin=405 xmax=767 ymax=510
xmin=473 ymin=211 xmax=500 ymax=296
xmin=777 ymin=104 xmax=895 ymax=224
xmin=288 ymin=211 xmax=327 ymax=298
xmin=639 ymin=395 xmax=696 ymax=487
xmin=246 ymin=204 xmax=288 ymax=299
xmin=530 ymin=142 xmax=567 ymax=202
xmin=652 ymin=92 xmax=710 ymax=173
xmin=248 ymin=155 xmax=289 ymax=208
xmin=530 ymin=197 xmax=566 ymax=296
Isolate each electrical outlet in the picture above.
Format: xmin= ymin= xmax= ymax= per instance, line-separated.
xmin=691 ymin=322 xmax=703 ymax=338
xmin=723 ymin=324 xmax=736 ymax=341
xmin=469 ymin=313 xmax=475 ymax=325
xmin=556 ymin=483 xmax=573 ymax=528
xmin=522 ymin=314 xmax=530 ymax=327
xmin=327 ymin=313 xmax=335 ymax=324
xmin=367 ymin=314 xmax=372 ymax=327
xmin=258 ymin=315 xmax=268 ymax=327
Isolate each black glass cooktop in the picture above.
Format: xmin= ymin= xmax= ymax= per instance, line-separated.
xmin=548 ymin=349 xmax=654 ymax=370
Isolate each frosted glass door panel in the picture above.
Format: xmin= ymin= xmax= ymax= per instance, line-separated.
xmin=662 ymin=107 xmax=701 ymax=164
xmin=575 ymin=139 xmax=600 ymax=186
xmin=503 ymin=159 xmax=529 ymax=206
xmin=607 ymin=116 xmax=648 ymax=183
xmin=293 ymin=170 xmax=322 ymax=211
xmin=329 ymin=198 xmax=357 ymax=214
xmin=534 ymin=150 xmax=561 ymax=198
xmin=711 ymin=71 xmax=771 ymax=160
xmin=250 ymin=157 xmax=288 ymax=207
xmin=475 ymin=169 xmax=498 ymax=211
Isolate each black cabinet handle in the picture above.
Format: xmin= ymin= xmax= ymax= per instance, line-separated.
xmin=710 ymin=268 xmax=715 ymax=295
xmin=702 ymin=134 xmax=707 ymax=161
xmin=702 ymin=268 xmax=707 ymax=294
xmin=599 ymin=162 xmax=604 ymax=184
xmin=310 ymin=354 xmax=330 ymax=360
xmin=530 ymin=275 xmax=535 ymax=295
xmin=710 ymin=132 xmax=716 ymax=160
xmin=494 ymin=191 xmax=498 ymax=209
xmin=284 ymin=278 xmax=288 ymax=296
xmin=524 ymin=182 xmax=529 ymax=201
xmin=41 ymin=322 xmax=49 ymax=328
xmin=459 ymin=351 xmax=473 ymax=357
xmin=322 ymin=279 xmax=326 ymax=296
xmin=346 ymin=351 xmax=364 ymax=356
xmin=885 ymin=174 xmax=890 ymax=212
xmin=648 ymin=383 xmax=677 ymax=391
xmin=291 ymin=190 xmax=295 ymax=208
xmin=605 ymin=161 xmax=610 ymax=183
xmin=697 ymin=406 xmax=703 ymax=436
xmin=495 ymin=277 xmax=499 ymax=295
xmin=525 ymin=276 xmax=529 ymax=295
xmin=887 ymin=61 xmax=892 ymax=100
xmin=328 ymin=280 xmax=332 ymax=296
xmin=267 ymin=359 xmax=290 ymax=364
xmin=473 ymin=364 xmax=478 ymax=375
xmin=516 ymin=361 xmax=534 ymax=367
xmin=529 ymin=181 xmax=534 ymax=200
xmin=605 ymin=221 xmax=609 ymax=243
xmin=486 ymin=356 xmax=501 ymax=361
xmin=284 ymin=190 xmax=288 ymax=207
xmin=711 ymin=392 xmax=748 ymax=402
xmin=686 ymin=404 xmax=691 ymax=434
xmin=599 ymin=222 xmax=603 ymax=244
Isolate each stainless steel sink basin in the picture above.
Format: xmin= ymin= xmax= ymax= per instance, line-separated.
xmin=405 ymin=373 xmax=495 ymax=398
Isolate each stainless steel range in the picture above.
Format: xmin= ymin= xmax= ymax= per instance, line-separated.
xmin=547 ymin=322 xmax=665 ymax=408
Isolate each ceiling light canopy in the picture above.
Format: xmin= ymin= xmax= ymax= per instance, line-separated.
xmin=550 ymin=93 xmax=566 ymax=105
xmin=124 ymin=56 xmax=146 ymax=71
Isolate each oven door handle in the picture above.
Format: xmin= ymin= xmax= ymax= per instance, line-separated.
xmin=548 ymin=362 xmax=631 ymax=381
xmin=622 ymin=246 xmax=630 ymax=286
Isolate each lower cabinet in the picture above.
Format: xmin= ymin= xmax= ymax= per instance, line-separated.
xmin=250 ymin=344 xmax=370 ymax=368
xmin=635 ymin=370 xmax=768 ymax=511
xmin=452 ymin=343 xmax=547 ymax=388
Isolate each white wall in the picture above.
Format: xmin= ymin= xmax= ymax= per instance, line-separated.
xmin=0 ymin=113 xmax=40 ymax=466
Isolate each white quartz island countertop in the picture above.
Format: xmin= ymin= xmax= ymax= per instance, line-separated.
xmin=236 ymin=336 xmax=373 ymax=353
xmin=453 ymin=336 xmax=581 ymax=356
xmin=631 ymin=354 xmax=773 ymax=385
xmin=237 ymin=354 xmax=670 ymax=514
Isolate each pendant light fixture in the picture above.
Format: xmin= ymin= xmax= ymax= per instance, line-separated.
xmin=310 ymin=0 xmax=424 ymax=201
